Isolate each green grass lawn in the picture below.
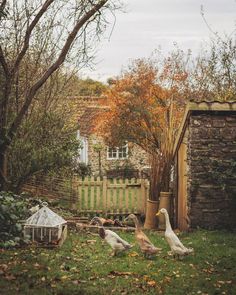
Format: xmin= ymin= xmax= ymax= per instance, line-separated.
xmin=0 ymin=229 xmax=235 ymax=295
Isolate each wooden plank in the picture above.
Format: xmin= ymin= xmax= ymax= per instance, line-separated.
xmin=134 ymin=178 xmax=139 ymax=213
xmin=119 ymin=178 xmax=125 ymax=213
xmin=84 ymin=177 xmax=89 ymax=210
xmin=178 ymin=142 xmax=188 ymax=230
xmin=136 ymin=178 xmax=141 ymax=213
xmin=77 ymin=177 xmax=83 ymax=210
xmin=95 ymin=176 xmax=100 ymax=211
xmin=109 ymin=178 xmax=115 ymax=214
xmin=74 ymin=181 xmax=102 ymax=186
xmin=90 ymin=176 xmax=95 ymax=211
xmin=125 ymin=178 xmax=129 ymax=213
xmin=140 ymin=178 xmax=146 ymax=214
xmin=102 ymin=177 xmax=107 ymax=213
xmin=107 ymin=184 xmax=126 ymax=188
xmin=116 ymin=178 xmax=122 ymax=213
xmin=76 ymin=176 xmax=82 ymax=210
xmin=58 ymin=225 xmax=68 ymax=247
xmin=130 ymin=178 xmax=135 ymax=212
xmin=76 ymin=223 xmax=135 ymax=233
xmin=116 ymin=179 xmax=120 ymax=213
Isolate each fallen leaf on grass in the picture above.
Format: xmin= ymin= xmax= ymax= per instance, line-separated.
xmin=61 ymin=275 xmax=70 ymax=280
xmin=147 ymin=280 xmax=156 ymax=287
xmin=5 ymin=274 xmax=16 ymax=280
xmin=86 ymin=240 xmax=97 ymax=244
xmin=202 ymin=268 xmax=215 ymax=274
xmin=72 ymin=280 xmax=81 ymax=285
xmin=128 ymin=252 xmax=139 ymax=257
xmin=189 ymin=263 xmax=195 ymax=268
xmin=217 ymin=280 xmax=232 ymax=285
xmin=163 ymin=276 xmax=171 ymax=283
xmin=33 ymin=263 xmax=40 ymax=268
xmin=109 ymin=271 xmax=133 ymax=276
xmin=0 ymin=264 xmax=8 ymax=272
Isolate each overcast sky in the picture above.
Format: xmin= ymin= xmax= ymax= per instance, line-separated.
xmin=81 ymin=0 xmax=236 ymax=82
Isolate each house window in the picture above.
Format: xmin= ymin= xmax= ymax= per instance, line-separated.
xmin=107 ymin=144 xmax=128 ymax=160
xmin=77 ymin=131 xmax=88 ymax=164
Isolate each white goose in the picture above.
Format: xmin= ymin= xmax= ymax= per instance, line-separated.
xmin=156 ymin=208 xmax=194 ymax=259
xmin=92 ymin=217 xmax=132 ymax=256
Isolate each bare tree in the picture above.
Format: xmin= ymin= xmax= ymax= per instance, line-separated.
xmin=0 ymin=0 xmax=120 ymax=189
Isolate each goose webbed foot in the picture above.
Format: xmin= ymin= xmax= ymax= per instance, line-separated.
xmin=111 ymin=250 xmax=116 ymax=257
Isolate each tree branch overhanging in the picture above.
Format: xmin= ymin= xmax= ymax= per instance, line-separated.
xmin=6 ymin=0 xmax=108 ymax=146
xmin=10 ymin=0 xmax=55 ymax=77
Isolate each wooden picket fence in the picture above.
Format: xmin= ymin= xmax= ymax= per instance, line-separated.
xmin=23 ymin=175 xmax=149 ymax=216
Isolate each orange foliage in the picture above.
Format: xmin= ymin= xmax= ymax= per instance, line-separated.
xmin=96 ymin=56 xmax=189 ymax=198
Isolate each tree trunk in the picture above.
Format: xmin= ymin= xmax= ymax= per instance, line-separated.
xmin=0 ymin=0 xmax=109 ymax=190
xmin=0 ymin=151 xmax=8 ymax=191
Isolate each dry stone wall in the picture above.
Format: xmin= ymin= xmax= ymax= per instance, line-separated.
xmin=187 ymin=112 xmax=236 ymax=229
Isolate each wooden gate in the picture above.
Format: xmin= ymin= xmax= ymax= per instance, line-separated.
xmin=74 ymin=176 xmax=148 ymax=215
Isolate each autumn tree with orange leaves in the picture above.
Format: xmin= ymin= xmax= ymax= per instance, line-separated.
xmin=99 ymin=51 xmax=190 ymax=201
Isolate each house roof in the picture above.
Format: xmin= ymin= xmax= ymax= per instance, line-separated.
xmin=173 ymin=100 xmax=236 ymax=156
xmin=78 ymin=106 xmax=109 ymax=137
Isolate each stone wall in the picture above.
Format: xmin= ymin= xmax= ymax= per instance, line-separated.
xmin=187 ymin=112 xmax=236 ymax=229
xmin=87 ymin=136 xmax=150 ymax=177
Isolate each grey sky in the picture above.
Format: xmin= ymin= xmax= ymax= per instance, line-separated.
xmin=81 ymin=0 xmax=236 ymax=82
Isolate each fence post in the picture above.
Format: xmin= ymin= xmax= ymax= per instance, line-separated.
xmin=102 ymin=176 xmax=107 ymax=213
xmin=141 ymin=178 xmax=147 ymax=215
xmin=70 ymin=175 xmax=77 ymax=210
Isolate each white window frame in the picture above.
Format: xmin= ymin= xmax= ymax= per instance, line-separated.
xmin=107 ymin=144 xmax=128 ymax=160
xmin=77 ymin=131 xmax=88 ymax=164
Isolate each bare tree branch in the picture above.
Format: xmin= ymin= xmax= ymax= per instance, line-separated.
xmin=0 ymin=45 xmax=10 ymax=77
xmin=7 ymin=0 xmax=108 ymax=142
xmin=10 ymin=0 xmax=55 ymax=77
xmin=0 ymin=0 xmax=7 ymax=21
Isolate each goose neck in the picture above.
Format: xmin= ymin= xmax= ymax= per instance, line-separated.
xmin=133 ymin=217 xmax=141 ymax=230
xmin=164 ymin=212 xmax=172 ymax=231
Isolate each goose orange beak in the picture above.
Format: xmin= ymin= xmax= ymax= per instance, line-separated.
xmin=156 ymin=211 xmax=160 ymax=216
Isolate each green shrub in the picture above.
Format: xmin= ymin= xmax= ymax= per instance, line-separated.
xmin=0 ymin=191 xmax=30 ymax=248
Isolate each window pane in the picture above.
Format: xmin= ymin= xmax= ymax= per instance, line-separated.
xmin=108 ymin=147 xmax=118 ymax=159
xmin=117 ymin=145 xmax=128 ymax=158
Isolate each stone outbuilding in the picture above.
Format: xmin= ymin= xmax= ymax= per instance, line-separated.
xmin=173 ymin=101 xmax=236 ymax=231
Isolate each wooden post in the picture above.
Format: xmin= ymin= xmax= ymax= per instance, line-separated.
xmin=71 ymin=175 xmax=78 ymax=210
xmin=77 ymin=176 xmax=82 ymax=211
xmin=102 ymin=176 xmax=107 ymax=213
xmin=125 ymin=178 xmax=129 ymax=213
xmin=130 ymin=178 xmax=135 ymax=213
xmin=70 ymin=176 xmax=76 ymax=210
xmin=90 ymin=176 xmax=95 ymax=211
xmin=84 ymin=177 xmax=89 ymax=210
xmin=141 ymin=178 xmax=146 ymax=214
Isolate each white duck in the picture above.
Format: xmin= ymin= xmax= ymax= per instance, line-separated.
xmin=92 ymin=217 xmax=132 ymax=256
xmin=156 ymin=208 xmax=194 ymax=259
